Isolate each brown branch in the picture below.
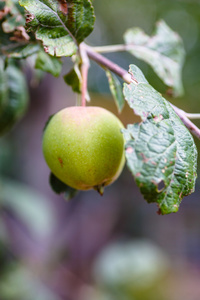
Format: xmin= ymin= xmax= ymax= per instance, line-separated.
xmin=83 ymin=43 xmax=200 ymax=140
xmin=171 ymin=105 xmax=200 ymax=139
xmin=83 ymin=44 xmax=136 ymax=84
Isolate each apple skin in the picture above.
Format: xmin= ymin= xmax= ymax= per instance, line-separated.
xmin=42 ymin=106 xmax=125 ymax=192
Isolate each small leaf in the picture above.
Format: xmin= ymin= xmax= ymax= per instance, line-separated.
xmin=0 ymin=2 xmax=6 ymax=11
xmin=19 ymin=0 xmax=95 ymax=57
xmin=64 ymin=66 xmax=81 ymax=93
xmin=3 ymin=43 xmax=40 ymax=59
xmin=0 ymin=1 xmax=40 ymax=60
xmin=123 ymin=65 xmax=197 ymax=214
xmin=49 ymin=172 xmax=78 ymax=200
xmin=124 ymin=20 xmax=185 ymax=97
xmin=106 ymin=70 xmax=125 ymax=113
xmin=0 ymin=58 xmax=29 ymax=136
xmin=1 ymin=0 xmax=26 ymax=33
xmin=35 ymin=51 xmax=62 ymax=77
xmin=2 ymin=15 xmax=25 ymax=33
xmin=64 ymin=62 xmax=90 ymax=101
xmin=43 ymin=114 xmax=54 ymax=133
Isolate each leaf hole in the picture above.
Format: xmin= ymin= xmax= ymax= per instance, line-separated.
xmin=157 ymin=180 xmax=165 ymax=192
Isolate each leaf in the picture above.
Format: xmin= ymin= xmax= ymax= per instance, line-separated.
xmin=0 ymin=58 xmax=29 ymax=136
xmin=35 ymin=50 xmax=62 ymax=77
xmin=3 ymin=43 xmax=40 ymax=58
xmin=123 ymin=65 xmax=197 ymax=214
xmin=64 ymin=62 xmax=90 ymax=101
xmin=2 ymin=15 xmax=25 ymax=33
xmin=0 ymin=0 xmax=34 ymax=57
xmin=49 ymin=172 xmax=78 ymax=200
xmin=63 ymin=65 xmax=81 ymax=93
xmin=124 ymin=20 xmax=185 ymax=97
xmin=19 ymin=0 xmax=95 ymax=57
xmin=43 ymin=114 xmax=54 ymax=133
xmin=106 ymin=70 xmax=125 ymax=113
xmin=0 ymin=2 xmax=6 ymax=11
xmin=1 ymin=0 xmax=26 ymax=33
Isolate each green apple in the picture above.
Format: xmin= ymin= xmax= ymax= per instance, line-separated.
xmin=42 ymin=106 xmax=125 ymax=193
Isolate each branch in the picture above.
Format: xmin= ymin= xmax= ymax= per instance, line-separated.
xmin=83 ymin=44 xmax=136 ymax=84
xmin=83 ymin=43 xmax=200 ymax=140
xmin=91 ymin=44 xmax=129 ymax=53
xmin=184 ymin=113 xmax=200 ymax=120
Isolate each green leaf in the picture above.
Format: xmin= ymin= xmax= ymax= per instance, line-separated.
xmin=43 ymin=114 xmax=54 ymax=133
xmin=2 ymin=14 xmax=25 ymax=33
xmin=19 ymin=0 xmax=95 ymax=57
xmin=0 ymin=58 xmax=29 ymax=136
xmin=106 ymin=70 xmax=125 ymax=113
xmin=0 ymin=2 xmax=6 ymax=10
xmin=124 ymin=20 xmax=185 ymax=97
xmin=49 ymin=172 xmax=78 ymax=200
xmin=1 ymin=0 xmax=26 ymax=32
xmin=3 ymin=43 xmax=40 ymax=59
xmin=35 ymin=50 xmax=62 ymax=77
xmin=123 ymin=65 xmax=197 ymax=215
xmin=0 ymin=0 xmax=34 ymax=58
xmin=63 ymin=65 xmax=81 ymax=93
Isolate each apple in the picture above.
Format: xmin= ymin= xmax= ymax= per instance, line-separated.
xmin=42 ymin=106 xmax=125 ymax=194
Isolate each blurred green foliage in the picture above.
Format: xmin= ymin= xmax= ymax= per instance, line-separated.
xmin=89 ymin=0 xmax=200 ymax=107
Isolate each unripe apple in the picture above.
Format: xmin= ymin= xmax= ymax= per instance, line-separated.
xmin=42 ymin=106 xmax=125 ymax=194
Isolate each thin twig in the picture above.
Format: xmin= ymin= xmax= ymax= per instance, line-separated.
xmin=83 ymin=44 xmax=136 ymax=84
xmin=91 ymin=44 xmax=128 ymax=53
xmin=171 ymin=105 xmax=200 ymax=139
xmin=185 ymin=113 xmax=200 ymax=120
xmin=82 ymin=43 xmax=200 ymax=140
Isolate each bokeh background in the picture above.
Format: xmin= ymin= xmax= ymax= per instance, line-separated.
xmin=1 ymin=0 xmax=200 ymax=299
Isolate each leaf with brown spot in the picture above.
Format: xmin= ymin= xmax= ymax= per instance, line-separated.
xmin=123 ymin=65 xmax=197 ymax=214
xmin=58 ymin=0 xmax=68 ymax=15
xmin=19 ymin=0 xmax=95 ymax=57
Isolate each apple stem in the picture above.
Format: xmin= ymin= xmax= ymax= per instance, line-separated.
xmin=79 ymin=44 xmax=90 ymax=107
xmin=82 ymin=43 xmax=200 ymax=140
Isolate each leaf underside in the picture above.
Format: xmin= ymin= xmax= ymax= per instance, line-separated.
xmin=0 ymin=58 xmax=29 ymax=136
xmin=35 ymin=50 xmax=62 ymax=77
xmin=19 ymin=0 xmax=95 ymax=57
xmin=63 ymin=65 xmax=81 ymax=93
xmin=124 ymin=20 xmax=185 ymax=97
xmin=49 ymin=172 xmax=78 ymax=200
xmin=123 ymin=65 xmax=197 ymax=214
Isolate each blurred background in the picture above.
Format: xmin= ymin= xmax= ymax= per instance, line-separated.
xmin=1 ymin=0 xmax=200 ymax=299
